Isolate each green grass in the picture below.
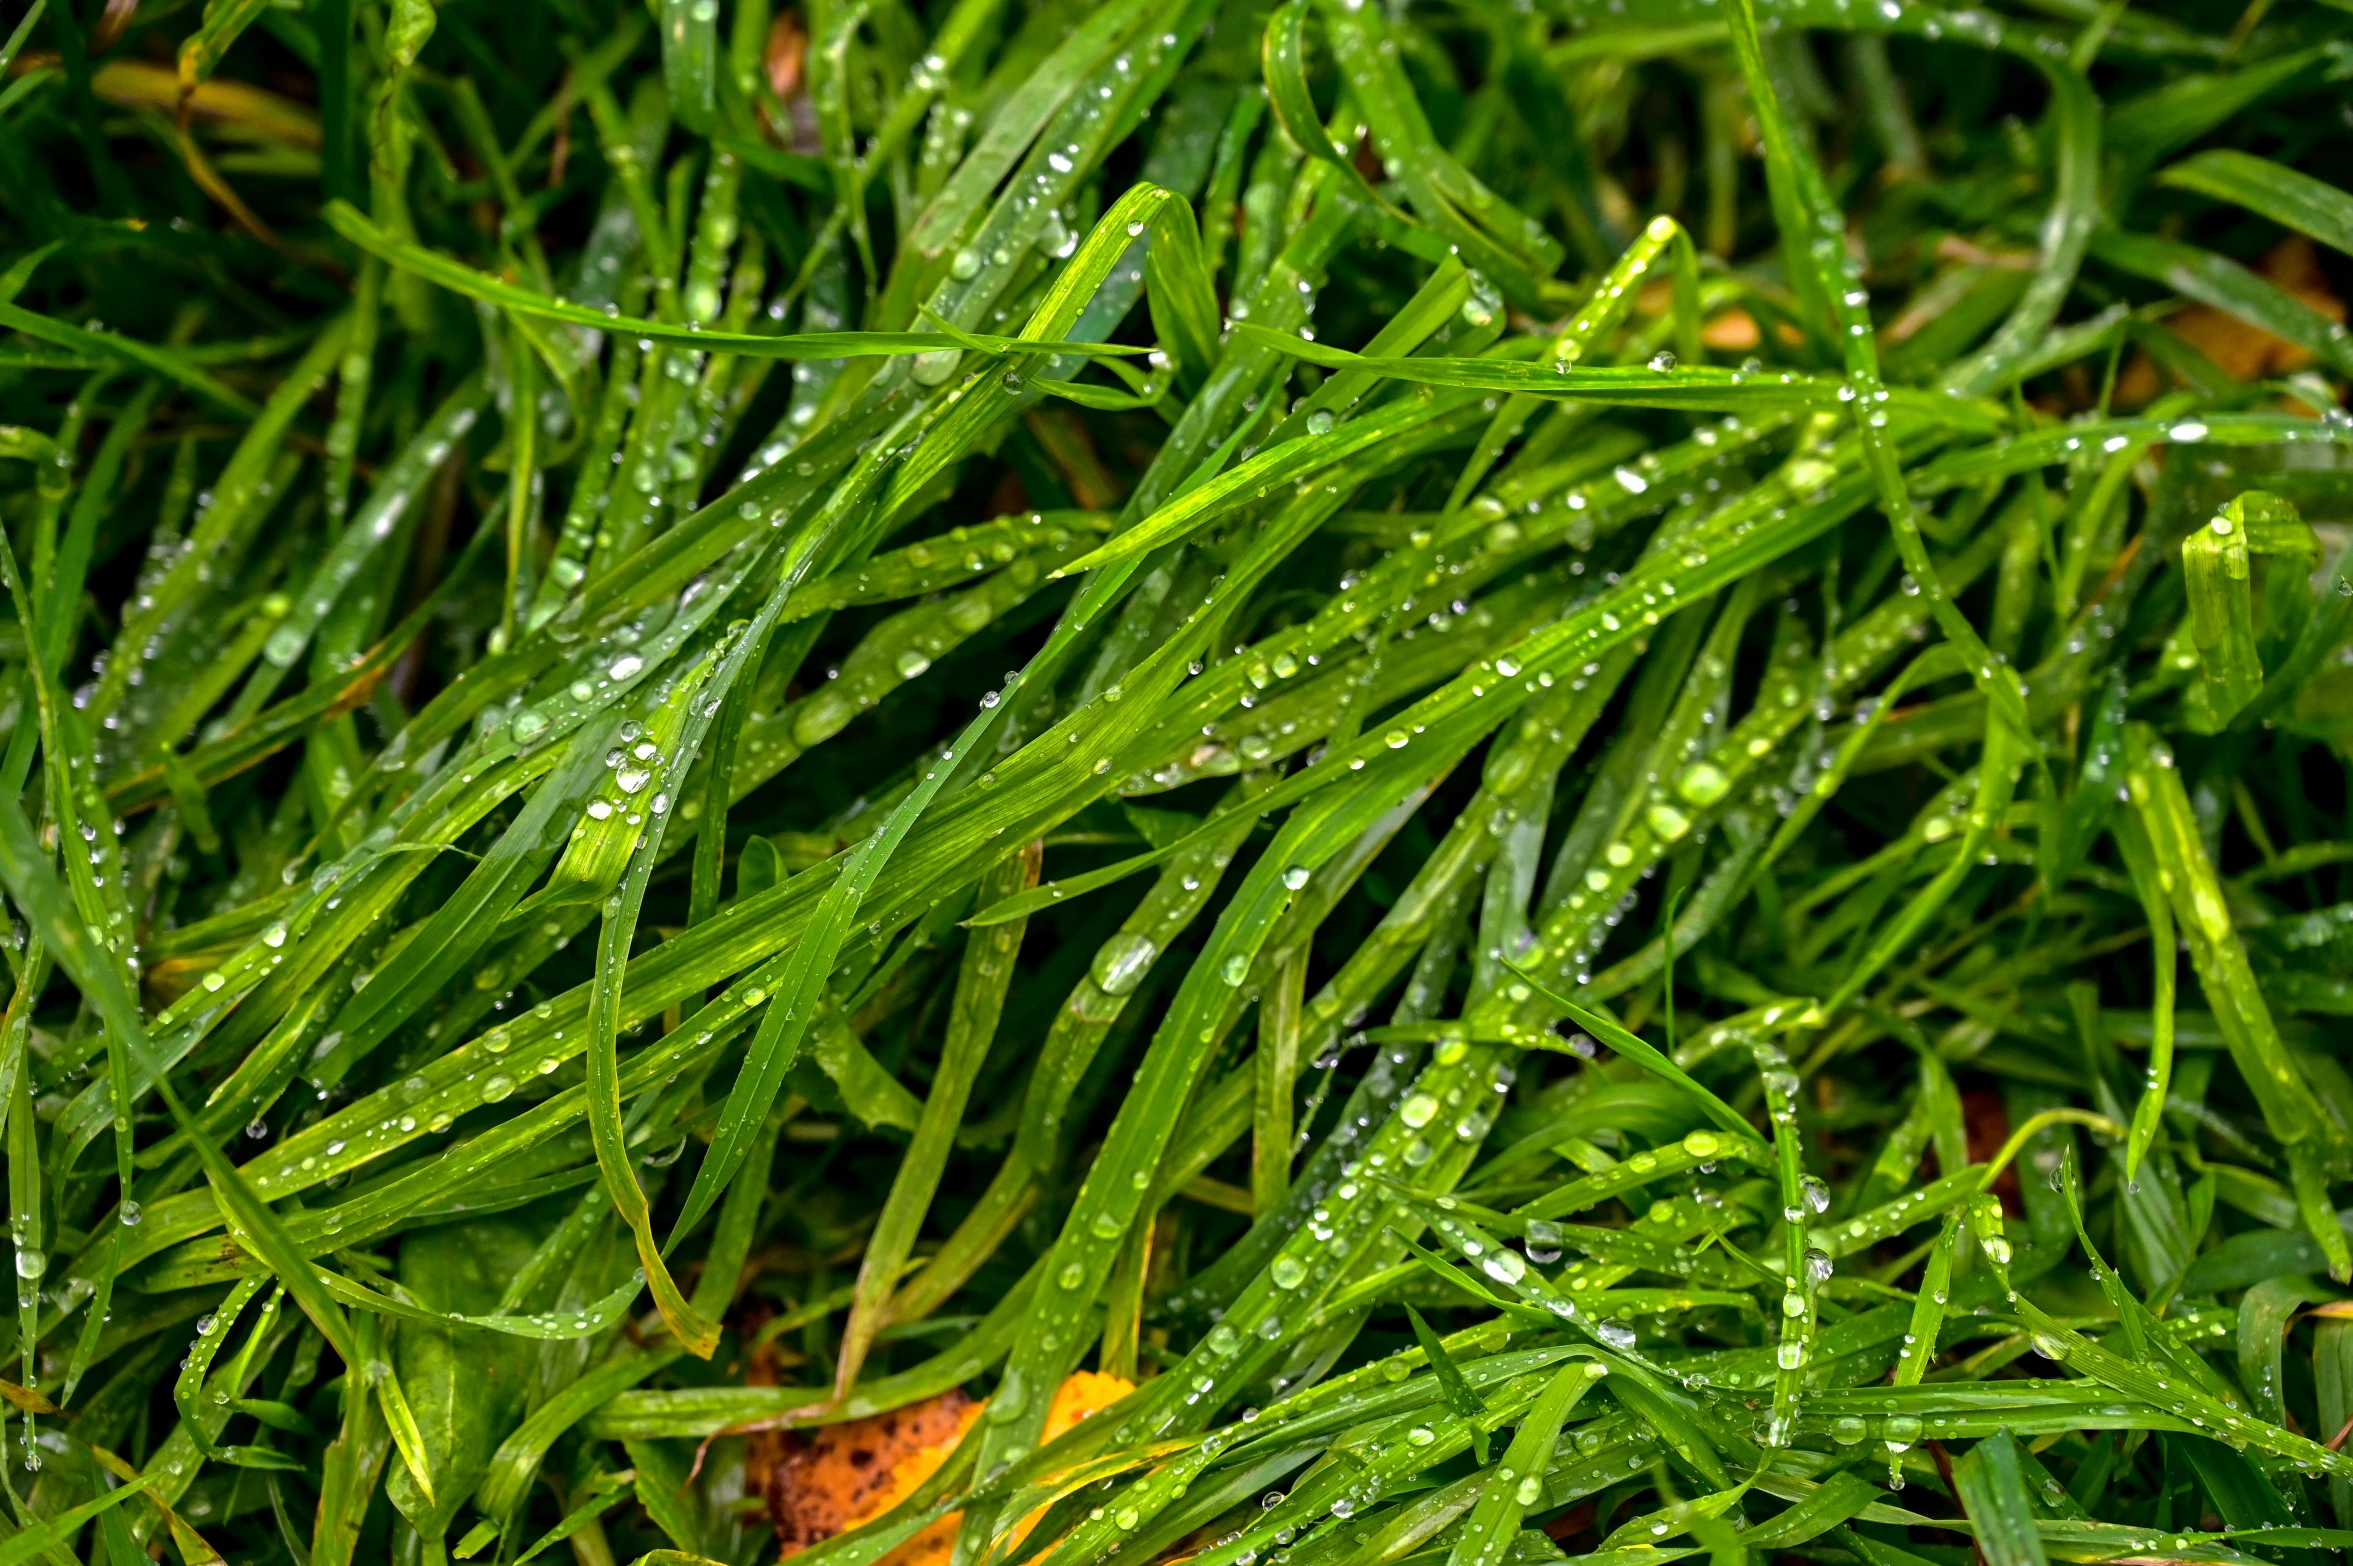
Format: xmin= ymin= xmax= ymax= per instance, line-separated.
xmin=1 ymin=0 xmax=2352 ymax=1562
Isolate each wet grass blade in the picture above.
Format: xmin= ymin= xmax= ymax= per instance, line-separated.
xmin=2160 ymin=149 xmax=2353 ymax=259
xmin=1406 ymin=1305 xmax=1494 ymax=1466
xmin=834 ymin=844 xmax=1038 ymax=1399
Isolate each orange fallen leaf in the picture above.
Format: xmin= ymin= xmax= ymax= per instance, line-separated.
xmin=1620 ymin=283 xmax=1761 ymax=351
xmin=768 ymin=1372 xmax=1136 ymax=1566
xmin=767 ymin=1387 xmax=979 ymax=1557
xmin=1701 ymin=310 xmax=1762 ymax=351
xmin=766 ymin=11 xmax=810 ymax=100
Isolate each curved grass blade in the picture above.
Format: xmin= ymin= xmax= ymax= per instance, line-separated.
xmin=1233 ymin=327 xmax=2004 ymax=428
xmin=2092 ymin=230 xmax=2353 ymax=380
xmin=1500 ymin=960 xmax=1751 ymax=1138
xmin=322 ymin=201 xmax=1147 ymax=363
xmin=1941 ymin=61 xmax=2098 ymax=398
xmin=0 ymin=299 xmax=258 ymax=417
xmin=0 ymin=1473 xmax=156 ymax=1566
xmin=2160 ymin=149 xmax=2353 ymax=259
xmin=1405 ymin=1304 xmax=1496 ymax=1466
xmin=1261 ymin=1 xmax=1408 ymax=231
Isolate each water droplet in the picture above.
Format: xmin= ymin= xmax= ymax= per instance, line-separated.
xmin=1675 ymin=762 xmax=1730 ymax=805
xmin=1646 ymin=801 xmax=1691 ymax=840
xmin=1091 ymin=932 xmax=1157 ymax=996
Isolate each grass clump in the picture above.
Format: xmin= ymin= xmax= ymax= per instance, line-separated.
xmin=2 ymin=0 xmax=2352 ymax=1562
